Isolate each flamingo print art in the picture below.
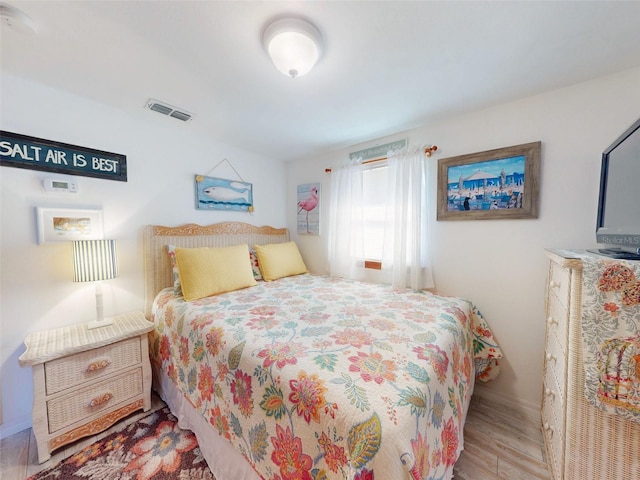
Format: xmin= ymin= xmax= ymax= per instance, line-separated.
xmin=297 ymin=185 xmax=319 ymax=234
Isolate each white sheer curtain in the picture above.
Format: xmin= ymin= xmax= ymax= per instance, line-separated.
xmin=381 ymin=146 xmax=435 ymax=290
xmin=328 ymin=157 xmax=367 ymax=280
xmin=328 ymin=146 xmax=435 ymax=290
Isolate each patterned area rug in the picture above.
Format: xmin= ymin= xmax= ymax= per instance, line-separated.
xmin=28 ymin=407 xmax=215 ymax=479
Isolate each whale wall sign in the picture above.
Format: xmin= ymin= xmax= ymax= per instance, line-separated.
xmin=195 ymin=175 xmax=254 ymax=212
xmin=0 ymin=131 xmax=127 ymax=182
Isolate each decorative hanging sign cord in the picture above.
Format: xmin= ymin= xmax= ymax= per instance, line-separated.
xmin=201 ymin=157 xmax=247 ymax=183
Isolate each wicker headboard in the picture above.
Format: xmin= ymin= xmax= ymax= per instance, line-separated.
xmin=143 ymin=222 xmax=289 ymax=317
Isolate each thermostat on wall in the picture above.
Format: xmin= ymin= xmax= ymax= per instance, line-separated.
xmin=43 ymin=178 xmax=78 ymax=193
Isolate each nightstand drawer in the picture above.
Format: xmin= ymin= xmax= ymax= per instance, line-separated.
xmin=47 ymin=367 xmax=143 ymax=434
xmin=45 ymin=336 xmax=142 ymax=395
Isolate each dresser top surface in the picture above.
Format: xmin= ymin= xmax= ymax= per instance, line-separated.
xmin=545 ymin=249 xmax=585 ymax=270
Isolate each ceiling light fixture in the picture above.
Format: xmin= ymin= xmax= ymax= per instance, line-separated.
xmin=262 ymin=17 xmax=323 ymax=79
xmin=0 ymin=3 xmax=37 ymax=33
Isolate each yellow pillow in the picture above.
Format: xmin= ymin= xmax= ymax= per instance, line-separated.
xmin=175 ymin=244 xmax=256 ymax=301
xmin=254 ymin=242 xmax=308 ymax=281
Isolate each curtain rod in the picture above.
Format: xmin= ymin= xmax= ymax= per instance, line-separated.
xmin=325 ymin=145 xmax=438 ymax=173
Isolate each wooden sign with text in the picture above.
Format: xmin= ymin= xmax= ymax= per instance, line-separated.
xmin=0 ymin=131 xmax=127 ymax=182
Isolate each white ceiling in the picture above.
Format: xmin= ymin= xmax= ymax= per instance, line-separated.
xmin=2 ymin=1 xmax=640 ymax=162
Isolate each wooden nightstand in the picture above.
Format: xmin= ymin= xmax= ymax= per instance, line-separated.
xmin=18 ymin=311 xmax=154 ymax=463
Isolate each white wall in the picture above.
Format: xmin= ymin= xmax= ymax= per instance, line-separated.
xmin=288 ymin=67 xmax=640 ymax=414
xmin=0 ymin=74 xmax=287 ymax=437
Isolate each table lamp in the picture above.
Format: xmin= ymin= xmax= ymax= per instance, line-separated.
xmin=72 ymin=239 xmax=119 ymax=329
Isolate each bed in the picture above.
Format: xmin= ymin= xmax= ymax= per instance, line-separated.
xmin=143 ymin=222 xmax=502 ymax=480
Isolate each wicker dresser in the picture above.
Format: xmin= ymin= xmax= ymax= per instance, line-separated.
xmin=542 ymin=250 xmax=640 ymax=480
xmin=19 ymin=311 xmax=154 ymax=463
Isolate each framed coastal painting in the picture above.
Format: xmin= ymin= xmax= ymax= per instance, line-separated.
xmin=36 ymin=207 xmax=104 ymax=244
xmin=195 ymin=175 xmax=253 ymax=212
xmin=297 ymin=183 xmax=320 ymax=235
xmin=437 ymin=141 xmax=541 ymax=220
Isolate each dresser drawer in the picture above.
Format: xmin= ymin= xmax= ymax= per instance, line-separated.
xmin=45 ymin=337 xmax=142 ymax=395
xmin=545 ymin=342 xmax=566 ymax=405
xmin=543 ymin=360 xmax=565 ymax=415
xmin=548 ymin=261 xmax=571 ymax=310
xmin=546 ymin=291 xmax=569 ymax=350
xmin=542 ymin=374 xmax=565 ymax=480
xmin=47 ymin=367 xmax=143 ymax=434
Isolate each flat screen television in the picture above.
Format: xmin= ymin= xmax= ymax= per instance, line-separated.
xmin=589 ymin=117 xmax=640 ymax=260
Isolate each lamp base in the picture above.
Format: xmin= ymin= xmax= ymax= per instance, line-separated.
xmin=87 ymin=317 xmax=114 ymax=330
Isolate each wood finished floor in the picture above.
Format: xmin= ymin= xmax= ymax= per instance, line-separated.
xmin=453 ymin=395 xmax=550 ymax=480
xmin=1 ymin=393 xmax=550 ymax=480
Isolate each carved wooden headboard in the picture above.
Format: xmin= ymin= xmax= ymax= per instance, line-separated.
xmin=143 ymin=222 xmax=289 ymax=317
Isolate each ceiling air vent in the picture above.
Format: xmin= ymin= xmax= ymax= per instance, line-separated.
xmin=169 ymin=110 xmax=192 ymax=122
xmin=145 ymin=99 xmax=193 ymax=122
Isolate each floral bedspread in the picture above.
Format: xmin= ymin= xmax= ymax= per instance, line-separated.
xmin=580 ymin=255 xmax=640 ymax=423
xmin=149 ymin=274 xmax=502 ymax=480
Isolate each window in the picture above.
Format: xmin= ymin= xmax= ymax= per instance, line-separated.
xmin=362 ymin=163 xmax=387 ymax=269
xmin=328 ymin=145 xmax=434 ymax=289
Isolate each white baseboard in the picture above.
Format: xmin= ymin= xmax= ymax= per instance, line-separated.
xmin=472 ymin=382 xmax=541 ymax=425
xmin=0 ymin=415 xmax=31 ymax=440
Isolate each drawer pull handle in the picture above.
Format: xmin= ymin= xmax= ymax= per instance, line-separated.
xmin=546 ymin=353 xmax=557 ymax=362
xmin=547 ymin=316 xmax=558 ymax=326
xmin=88 ymin=392 xmax=113 ymax=408
xmin=86 ymin=358 xmax=112 ymax=373
xmin=549 ymin=280 xmax=561 ymax=289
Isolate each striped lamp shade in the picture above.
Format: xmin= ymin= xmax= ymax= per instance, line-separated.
xmin=72 ymin=240 xmax=119 ymax=282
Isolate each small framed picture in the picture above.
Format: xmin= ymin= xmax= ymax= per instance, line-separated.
xmin=297 ymin=183 xmax=320 ymax=235
xmin=36 ymin=207 xmax=104 ymax=244
xmin=437 ymin=141 xmax=541 ymax=220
